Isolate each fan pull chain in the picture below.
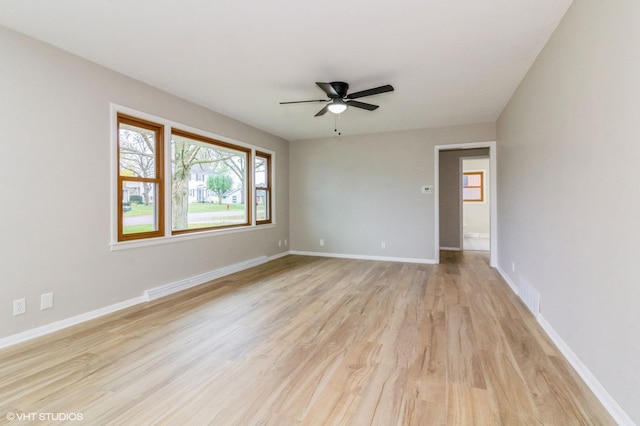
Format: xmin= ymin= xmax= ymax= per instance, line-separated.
xmin=334 ymin=114 xmax=341 ymax=136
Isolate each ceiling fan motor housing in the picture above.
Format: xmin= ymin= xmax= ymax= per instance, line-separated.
xmin=329 ymin=82 xmax=349 ymax=99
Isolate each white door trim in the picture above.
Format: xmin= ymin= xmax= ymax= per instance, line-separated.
xmin=434 ymin=141 xmax=497 ymax=267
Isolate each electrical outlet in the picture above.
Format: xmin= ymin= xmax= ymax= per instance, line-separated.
xmin=512 ymin=262 xmax=516 ymax=272
xmin=278 ymin=240 xmax=282 ymax=247
xmin=284 ymin=239 xmax=288 ymax=246
xmin=41 ymin=292 xmax=54 ymax=310
xmin=319 ymin=239 xmax=324 ymax=246
xmin=381 ymin=242 xmax=386 ymax=249
xmin=13 ymin=298 xmax=26 ymax=316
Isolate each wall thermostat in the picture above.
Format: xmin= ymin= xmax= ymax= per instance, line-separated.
xmin=421 ymin=185 xmax=434 ymax=194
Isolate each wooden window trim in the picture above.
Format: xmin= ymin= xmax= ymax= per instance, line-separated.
xmin=117 ymin=114 xmax=165 ymax=242
xmin=463 ymin=171 xmax=484 ymax=202
xmin=114 ymin=109 xmax=275 ymax=244
xmin=170 ymin=128 xmax=252 ymax=235
xmin=255 ymin=151 xmax=272 ymax=225
xmin=171 ymin=128 xmax=252 ymax=155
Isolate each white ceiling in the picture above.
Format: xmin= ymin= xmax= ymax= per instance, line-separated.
xmin=0 ymin=0 xmax=572 ymax=141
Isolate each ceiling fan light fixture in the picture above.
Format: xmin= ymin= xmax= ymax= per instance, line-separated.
xmin=327 ymin=99 xmax=347 ymax=114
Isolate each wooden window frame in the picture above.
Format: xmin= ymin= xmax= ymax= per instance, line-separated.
xmin=170 ymin=129 xmax=252 ymax=235
xmin=463 ymin=171 xmax=484 ymax=202
xmin=114 ymin=108 xmax=275 ymax=245
xmin=255 ymin=151 xmax=272 ymax=225
xmin=117 ymin=114 xmax=165 ymax=241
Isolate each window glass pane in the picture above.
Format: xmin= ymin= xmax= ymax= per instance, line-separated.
xmin=119 ymin=123 xmax=156 ymax=178
xmin=467 ymin=174 xmax=481 ymax=187
xmin=122 ymin=182 xmax=159 ymax=234
xmin=171 ymin=133 xmax=248 ymax=231
xmin=256 ymin=189 xmax=269 ymax=221
xmin=255 ymin=153 xmax=271 ymax=224
xmin=255 ymin=156 xmax=267 ymax=187
xmin=463 ymin=187 xmax=482 ymax=201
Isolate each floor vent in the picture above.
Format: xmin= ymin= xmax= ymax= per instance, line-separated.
xmin=518 ymin=276 xmax=540 ymax=316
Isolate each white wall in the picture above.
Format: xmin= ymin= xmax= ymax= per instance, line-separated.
xmin=497 ymin=0 xmax=640 ymax=423
xmin=463 ymin=157 xmax=490 ymax=236
xmin=290 ymin=124 xmax=495 ymax=261
xmin=0 ymin=25 xmax=289 ymax=339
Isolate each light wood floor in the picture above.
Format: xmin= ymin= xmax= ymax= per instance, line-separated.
xmin=0 ymin=252 xmax=613 ymax=425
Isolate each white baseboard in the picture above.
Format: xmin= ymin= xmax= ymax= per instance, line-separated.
xmin=538 ymin=316 xmax=635 ymax=426
xmin=439 ymin=247 xmax=462 ymax=252
xmin=267 ymin=251 xmax=291 ymax=261
xmin=0 ymin=296 xmax=145 ymax=350
xmin=463 ymin=233 xmax=490 ymax=239
xmin=0 ymin=251 xmax=290 ymax=350
xmin=495 ymin=265 xmax=519 ymax=295
xmin=145 ymin=254 xmax=271 ymax=301
xmin=290 ymin=250 xmax=436 ymax=264
xmin=496 ymin=265 xmax=634 ymax=426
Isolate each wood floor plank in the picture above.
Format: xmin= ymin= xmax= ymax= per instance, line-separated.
xmin=478 ymin=349 xmax=542 ymax=425
xmin=446 ymin=383 xmax=500 ymax=426
xmin=0 ymin=252 xmax=615 ymax=425
xmin=446 ymin=305 xmax=486 ymax=389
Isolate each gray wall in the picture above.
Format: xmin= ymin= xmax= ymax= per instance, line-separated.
xmin=0 ymin=26 xmax=289 ymax=338
xmin=497 ymin=0 xmax=640 ymax=422
xmin=438 ymin=148 xmax=489 ymax=249
xmin=290 ymin=125 xmax=495 ymax=261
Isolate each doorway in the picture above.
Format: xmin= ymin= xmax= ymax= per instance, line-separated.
xmin=462 ymin=157 xmax=490 ymax=251
xmin=434 ymin=141 xmax=497 ymax=267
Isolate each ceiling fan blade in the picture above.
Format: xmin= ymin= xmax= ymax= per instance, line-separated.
xmin=347 ymin=84 xmax=394 ymax=99
xmin=314 ymin=105 xmax=329 ymax=116
xmin=346 ymin=100 xmax=379 ymax=111
xmin=279 ymin=99 xmax=326 ymax=104
xmin=316 ymin=82 xmax=339 ymax=98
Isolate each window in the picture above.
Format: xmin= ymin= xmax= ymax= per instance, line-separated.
xmin=171 ymin=129 xmax=251 ymax=233
xmin=117 ymin=114 xmax=164 ymax=241
xmin=255 ymin=152 xmax=272 ymax=224
xmin=114 ymin=109 xmax=274 ymax=244
xmin=463 ymin=171 xmax=484 ymax=202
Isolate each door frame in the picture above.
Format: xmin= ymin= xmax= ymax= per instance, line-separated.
xmin=434 ymin=141 xmax=497 ymax=267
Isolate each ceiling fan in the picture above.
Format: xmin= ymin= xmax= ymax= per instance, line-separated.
xmin=280 ymin=81 xmax=394 ymax=117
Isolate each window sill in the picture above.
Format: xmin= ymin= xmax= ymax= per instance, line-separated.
xmin=110 ymin=223 xmax=276 ymax=251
